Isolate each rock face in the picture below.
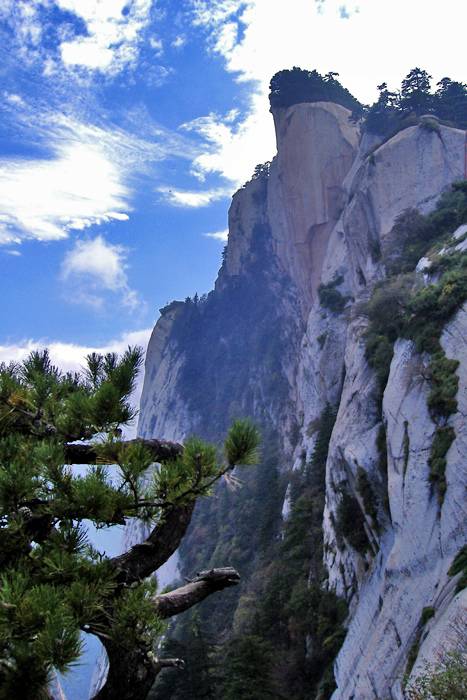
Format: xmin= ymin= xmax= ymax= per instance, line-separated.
xmin=138 ymin=102 xmax=466 ymax=699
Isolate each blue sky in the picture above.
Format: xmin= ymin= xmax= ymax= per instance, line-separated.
xmin=0 ymin=0 xmax=465 ymax=376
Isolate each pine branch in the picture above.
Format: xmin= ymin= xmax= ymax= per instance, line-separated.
xmin=63 ymin=438 xmax=183 ymax=465
xmin=109 ymin=502 xmax=195 ymax=585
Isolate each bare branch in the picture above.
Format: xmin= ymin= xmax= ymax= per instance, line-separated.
xmin=153 ymin=567 xmax=241 ymax=618
xmin=64 ymin=438 xmax=183 ymax=465
xmin=149 ymin=654 xmax=185 ymax=671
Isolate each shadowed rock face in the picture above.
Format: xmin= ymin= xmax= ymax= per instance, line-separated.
xmin=138 ymin=101 xmax=466 ymax=699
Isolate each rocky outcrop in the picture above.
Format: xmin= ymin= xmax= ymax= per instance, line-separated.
xmin=138 ymin=100 xmax=466 ymax=698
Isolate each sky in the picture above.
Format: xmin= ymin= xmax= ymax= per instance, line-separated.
xmin=1 ymin=0 xmax=466 ymax=380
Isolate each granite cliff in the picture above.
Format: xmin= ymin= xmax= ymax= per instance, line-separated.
xmin=138 ymin=85 xmax=466 ymax=699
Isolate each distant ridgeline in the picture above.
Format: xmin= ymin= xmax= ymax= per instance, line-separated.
xmin=269 ymin=67 xmax=467 ymax=136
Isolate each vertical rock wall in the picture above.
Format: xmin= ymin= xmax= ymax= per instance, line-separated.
xmin=138 ymin=102 xmax=466 ymax=698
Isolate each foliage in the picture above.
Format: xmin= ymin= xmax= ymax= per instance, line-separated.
xmin=317 ymin=332 xmax=327 ymax=349
xmin=335 ymin=490 xmax=368 ymax=555
xmin=269 ymin=67 xmax=362 ymax=115
xmin=448 ymin=546 xmax=467 ymax=592
xmin=170 ymin=406 xmax=343 ymax=700
xmin=221 ymin=635 xmax=280 ymax=700
xmin=384 ymin=184 xmax=467 ymax=276
xmin=427 ymin=426 xmax=455 ymax=501
xmin=356 ymin=467 xmax=378 ymax=527
xmin=248 ymin=405 xmax=346 ymax=700
xmin=0 ymin=349 xmax=260 ymax=697
xmin=364 ymin=274 xmax=413 ymax=389
xmin=152 ymin=618 xmax=216 ymax=700
xmin=364 ymin=183 xmax=467 ymax=503
xmin=402 ymin=421 xmax=410 ymax=476
xmin=420 ymin=607 xmax=435 ymax=626
xmin=318 ymin=275 xmax=349 ymax=314
xmin=406 ymin=651 xmax=467 ymax=700
xmin=173 ymin=221 xmax=290 ymax=436
xmin=404 ymin=606 xmax=439 ymax=684
xmin=362 ymin=69 xmax=467 ymax=137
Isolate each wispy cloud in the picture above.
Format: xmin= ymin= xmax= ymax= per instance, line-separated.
xmin=57 ymin=0 xmax=153 ymax=73
xmin=204 ymin=229 xmax=228 ymax=241
xmin=0 ymin=0 xmax=158 ymax=78
xmin=0 ymin=97 xmax=201 ymax=245
xmin=60 ymin=236 xmax=142 ymax=311
xmin=171 ymin=35 xmax=187 ymax=49
xmin=157 ymin=185 xmax=231 ymax=208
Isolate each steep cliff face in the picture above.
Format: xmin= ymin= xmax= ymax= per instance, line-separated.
xmin=138 ymin=101 xmax=466 ymax=698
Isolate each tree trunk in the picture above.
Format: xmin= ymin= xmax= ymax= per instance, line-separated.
xmin=92 ymin=568 xmax=240 ymax=700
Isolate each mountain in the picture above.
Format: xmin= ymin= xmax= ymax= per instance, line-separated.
xmin=137 ymin=74 xmax=467 ymax=699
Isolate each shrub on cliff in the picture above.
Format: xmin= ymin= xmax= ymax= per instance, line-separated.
xmin=406 ymin=651 xmax=467 ymax=700
xmin=269 ymin=67 xmax=363 ymax=115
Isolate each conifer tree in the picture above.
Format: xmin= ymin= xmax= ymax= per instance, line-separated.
xmin=0 ymin=349 xmax=260 ymax=699
xmin=400 ymin=67 xmax=433 ymax=115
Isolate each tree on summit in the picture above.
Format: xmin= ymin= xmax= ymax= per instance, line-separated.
xmin=400 ymin=67 xmax=433 ymax=115
xmin=0 ymin=348 xmax=260 ymax=700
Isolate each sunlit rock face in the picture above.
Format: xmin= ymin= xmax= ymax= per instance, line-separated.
xmin=138 ymin=100 xmax=466 ymax=699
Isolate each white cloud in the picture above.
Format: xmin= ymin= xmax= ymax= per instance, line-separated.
xmin=0 ymin=328 xmax=152 ymax=374
xmin=157 ymin=186 xmax=231 ymax=208
xmin=149 ymin=35 xmax=163 ymax=55
xmin=171 ymin=35 xmax=186 ymax=49
xmin=61 ymin=236 xmax=142 ymax=310
xmin=204 ymin=229 xmax=228 ymax=241
xmin=2 ymin=248 xmax=21 ymax=257
xmin=187 ymin=0 xmax=467 ymax=187
xmin=0 ymin=136 xmax=129 ymax=244
xmin=56 ymin=0 xmax=153 ymax=73
xmin=0 ymin=100 xmax=199 ymax=245
xmin=4 ymin=92 xmax=25 ymax=106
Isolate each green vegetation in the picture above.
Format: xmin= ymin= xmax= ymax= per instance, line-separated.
xmin=151 ymin=618 xmax=216 ymax=700
xmin=163 ymin=406 xmax=345 ymax=700
xmin=376 ymin=424 xmax=390 ymax=515
xmin=364 ymin=182 xmax=467 ymax=503
xmin=448 ymin=546 xmax=467 ymax=592
xmin=428 ymin=426 xmax=456 ymax=499
xmin=405 ymin=607 xmax=437 ymax=683
xmin=317 ymin=332 xmax=327 ymax=349
xmin=174 ymin=221 xmax=290 ymax=436
xmin=406 ymin=651 xmax=467 ymax=700
xmin=269 ymin=67 xmax=362 ymax=114
xmin=318 ymin=275 xmax=349 ymax=314
xmin=222 ymin=636 xmax=279 ymax=700
xmin=335 ymin=489 xmax=369 ymax=555
xmin=420 ymin=606 xmax=435 ymax=626
xmin=356 ymin=467 xmax=379 ymax=527
xmin=419 ymin=115 xmax=441 ymax=133
xmin=0 ymin=350 xmax=260 ymax=699
xmin=403 ymin=422 xmax=410 ymax=476
xmin=363 ymin=68 xmax=467 ymax=138
xmin=384 ymin=183 xmax=467 ymax=276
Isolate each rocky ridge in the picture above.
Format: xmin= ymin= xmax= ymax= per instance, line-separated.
xmin=138 ymin=100 xmax=466 ymax=699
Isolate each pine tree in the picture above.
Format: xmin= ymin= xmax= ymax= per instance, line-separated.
xmin=400 ymin=67 xmax=433 ymax=115
xmin=0 ymin=350 xmax=260 ymax=699
xmin=435 ymin=78 xmax=467 ymax=129
xmin=221 ymin=635 xmax=280 ymax=700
